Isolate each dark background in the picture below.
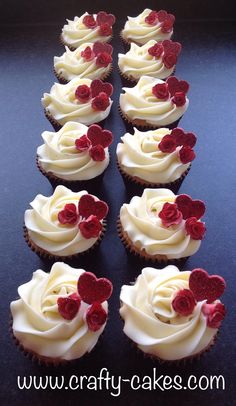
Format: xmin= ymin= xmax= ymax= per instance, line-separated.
xmin=0 ymin=1 xmax=236 ymax=405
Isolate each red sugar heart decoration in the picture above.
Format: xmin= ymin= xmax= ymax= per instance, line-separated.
xmin=189 ymin=268 xmax=226 ymax=303
xmin=175 ymin=194 xmax=205 ymax=220
xmin=78 ymin=194 xmax=108 ymax=220
xmin=96 ymin=11 xmax=116 ymax=26
xmin=162 ymin=40 xmax=182 ymax=56
xmin=87 ymin=124 xmax=113 ymax=148
xmin=166 ymin=76 xmax=189 ymax=97
xmin=93 ymin=41 xmax=113 ymax=56
xmin=171 ymin=128 xmax=197 ymax=148
xmin=78 ymin=272 xmax=113 ymax=304
xmin=91 ymin=79 xmax=113 ymax=98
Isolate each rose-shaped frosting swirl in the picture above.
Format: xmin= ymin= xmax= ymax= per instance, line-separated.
xmin=24 ymin=186 xmax=105 ymax=256
xmin=61 ymin=13 xmax=112 ymax=49
xmin=42 ymin=77 xmax=112 ymax=126
xmin=120 ymin=189 xmax=202 ymax=259
xmin=118 ymin=40 xmax=175 ymax=80
xmin=119 ymin=76 xmax=189 ymax=127
xmin=120 ymin=266 xmax=218 ymax=360
xmin=54 ymin=44 xmax=111 ymax=82
xmin=122 ymin=9 xmax=172 ymax=45
xmin=37 ymin=122 xmax=109 ymax=181
xmin=116 ymin=128 xmax=190 ymax=183
xmin=11 ymin=262 xmax=108 ymax=360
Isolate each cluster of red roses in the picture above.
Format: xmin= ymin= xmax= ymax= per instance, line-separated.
xmin=81 ymin=41 xmax=113 ymax=68
xmin=148 ymin=39 xmax=181 ymax=69
xmin=75 ymin=78 xmax=113 ymax=111
xmin=152 ymin=76 xmax=189 ymax=107
xmin=172 ymin=268 xmax=226 ymax=329
xmin=57 ymin=271 xmax=113 ymax=331
xmin=158 ymin=194 xmax=206 ymax=240
xmin=158 ymin=127 xmax=196 ymax=164
xmin=58 ymin=194 xmax=108 ymax=239
xmin=145 ymin=9 xmax=175 ymax=33
xmin=82 ymin=11 xmax=116 ymax=37
xmin=75 ymin=123 xmax=113 ymax=162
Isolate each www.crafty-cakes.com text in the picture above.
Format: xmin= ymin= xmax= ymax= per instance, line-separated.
xmin=17 ymin=368 xmax=225 ymax=397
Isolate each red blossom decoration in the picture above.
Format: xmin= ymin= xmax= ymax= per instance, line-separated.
xmin=81 ymin=46 xmax=95 ymax=61
xmin=75 ymin=84 xmax=91 ymax=103
xmin=158 ymin=202 xmax=183 ymax=227
xmin=179 ymin=146 xmax=196 ymax=164
xmin=75 ymin=134 xmax=91 ymax=152
xmin=93 ymin=42 xmax=113 ymax=56
xmin=172 ymin=289 xmax=196 ymax=316
xmin=57 ymin=293 xmax=81 ymax=320
xmin=92 ymin=92 xmax=110 ymax=111
xmin=89 ymin=145 xmax=106 ymax=161
xmin=162 ymin=40 xmax=182 ymax=56
xmin=175 ymin=194 xmax=205 ymax=220
xmin=152 ymin=83 xmax=169 ymax=100
xmin=172 ymin=91 xmax=186 ymax=107
xmin=158 ymin=134 xmax=176 ymax=153
xmin=83 ymin=15 xmax=97 ymax=29
xmin=185 ymin=217 xmax=206 ymax=240
xmin=77 ymin=271 xmax=113 ymax=304
xmin=96 ymin=11 xmax=116 ymax=26
xmin=99 ymin=23 xmax=112 ymax=36
xmin=145 ymin=10 xmax=159 ymax=25
xmin=79 ymin=214 xmax=103 ymax=239
xmin=58 ymin=203 xmax=79 ymax=225
xmin=148 ymin=43 xmax=164 ymax=58
xmin=202 ymin=303 xmax=226 ymax=328
xmin=156 ymin=10 xmax=168 ymax=22
xmin=86 ymin=302 xmax=108 ymax=331
xmin=87 ymin=124 xmax=113 ymax=148
xmin=161 ymin=17 xmax=174 ymax=33
xmin=171 ymin=128 xmax=197 ymax=148
xmin=163 ymin=52 xmax=177 ymax=69
xmin=90 ymin=79 xmax=113 ymax=98
xmin=189 ymin=268 xmax=226 ymax=303
xmin=166 ymin=76 xmax=189 ymax=96
xmin=78 ymin=194 xmax=108 ymax=220
xmin=96 ymin=52 xmax=112 ymax=67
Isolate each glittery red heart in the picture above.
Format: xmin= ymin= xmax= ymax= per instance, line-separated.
xmin=162 ymin=40 xmax=182 ymax=55
xmin=166 ymin=76 xmax=189 ymax=96
xmin=171 ymin=128 xmax=197 ymax=148
xmin=78 ymin=272 xmax=113 ymax=304
xmin=93 ymin=41 xmax=113 ymax=56
xmin=91 ymin=79 xmax=113 ymax=98
xmin=175 ymin=194 xmax=205 ymax=220
xmin=78 ymin=194 xmax=108 ymax=220
xmin=189 ymin=269 xmax=226 ymax=303
xmin=96 ymin=11 xmax=116 ymax=26
xmin=87 ymin=124 xmax=113 ymax=148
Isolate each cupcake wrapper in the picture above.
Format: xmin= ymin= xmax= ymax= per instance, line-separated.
xmin=44 ymin=109 xmax=62 ymax=131
xmin=119 ymin=67 xmax=176 ymax=85
xmin=60 ymin=34 xmax=113 ymax=52
xmin=54 ymin=64 xmax=113 ymax=85
xmin=23 ymin=222 xmax=106 ymax=261
xmin=117 ymin=218 xmax=189 ymax=265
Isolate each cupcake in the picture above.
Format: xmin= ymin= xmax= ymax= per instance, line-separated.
xmin=120 ymin=266 xmax=226 ymax=362
xmin=37 ymin=122 xmax=113 ymax=185
xmin=54 ymin=42 xmax=113 ymax=83
xmin=121 ymin=9 xmax=175 ymax=46
xmin=24 ymin=185 xmax=108 ymax=259
xmin=118 ymin=40 xmax=181 ymax=82
xmin=61 ymin=11 xmax=116 ymax=50
xmin=118 ymin=188 xmax=206 ymax=262
xmin=42 ymin=78 xmax=113 ymax=130
xmin=10 ymin=262 xmax=113 ymax=365
xmin=119 ymin=75 xmax=189 ymax=129
xmin=116 ymin=127 xmax=196 ymax=188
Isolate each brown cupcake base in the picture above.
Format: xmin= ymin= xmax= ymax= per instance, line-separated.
xmin=117 ymin=218 xmax=188 ymax=265
xmin=54 ymin=65 xmax=113 ymax=85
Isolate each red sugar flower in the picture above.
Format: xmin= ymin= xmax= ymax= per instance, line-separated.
xmin=157 ymin=10 xmax=168 ymax=22
xmin=81 ymin=46 xmax=95 ymax=61
xmin=172 ymin=91 xmax=186 ymax=107
xmin=158 ymin=134 xmax=176 ymax=153
xmin=96 ymin=52 xmax=112 ymax=67
xmin=171 ymin=128 xmax=197 ymax=148
xmin=172 ymin=289 xmax=196 ymax=316
xmin=202 ymin=303 xmax=226 ymax=328
xmin=57 ymin=293 xmax=81 ymax=320
xmin=152 ymin=83 xmax=169 ymax=100
xmin=179 ymin=146 xmax=196 ymax=164
xmin=158 ymin=202 xmax=183 ymax=227
xmin=163 ymin=52 xmax=177 ymax=69
xmin=89 ymin=145 xmax=106 ymax=161
xmin=166 ymin=76 xmax=189 ymax=96
xmin=185 ymin=217 xmax=206 ymax=240
xmin=161 ymin=18 xmax=174 ymax=33
xmin=86 ymin=302 xmax=107 ymax=331
xmin=75 ymin=135 xmax=91 ymax=152
xmin=99 ymin=23 xmax=112 ymax=36
xmin=148 ymin=43 xmax=164 ymax=58
xmin=145 ymin=10 xmax=158 ymax=25
xmin=79 ymin=215 xmax=102 ymax=239
xmin=75 ymin=84 xmax=91 ymax=103
xmin=91 ymin=92 xmax=110 ymax=111
xmin=58 ymin=203 xmax=79 ymax=225
xmin=83 ymin=15 xmax=97 ymax=29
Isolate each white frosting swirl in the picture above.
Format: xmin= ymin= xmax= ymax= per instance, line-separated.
xmin=120 ymin=266 xmax=217 ymax=360
xmin=118 ymin=40 xmax=175 ymax=80
xmin=61 ymin=13 xmax=112 ymax=49
xmin=42 ymin=77 xmax=113 ymax=127
xmin=54 ymin=44 xmax=111 ymax=82
xmin=11 ymin=262 xmax=108 ymax=361
xmin=120 ymin=189 xmax=202 ymax=259
xmin=37 ymin=122 xmax=109 ymax=181
xmin=120 ymin=76 xmax=189 ymax=127
xmin=122 ymin=9 xmax=172 ymax=45
xmin=117 ymin=128 xmax=190 ymax=183
xmin=24 ymin=185 xmax=104 ymax=256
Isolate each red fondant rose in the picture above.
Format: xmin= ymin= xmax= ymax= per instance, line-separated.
xmin=161 ymin=16 xmax=174 ymax=33
xmin=79 ymin=215 xmax=102 ymax=239
xmin=89 ymin=145 xmax=106 ymax=161
xmin=152 ymin=83 xmax=169 ymax=100
xmin=163 ymin=52 xmax=177 ymax=69
xmin=75 ymin=135 xmax=91 ymax=152
xmin=172 ymin=91 xmax=186 ymax=107
xmin=148 ymin=43 xmax=164 ymax=58
xmin=99 ymin=23 xmax=112 ymax=37
xmin=145 ymin=10 xmax=158 ymax=25
xmin=172 ymin=289 xmax=196 ymax=316
xmin=81 ymin=46 xmax=95 ymax=61
xmin=96 ymin=52 xmax=112 ymax=67
xmin=157 ymin=10 xmax=168 ymax=22
xmin=57 ymin=293 xmax=81 ymax=320
xmin=202 ymin=303 xmax=226 ymax=328
xmin=185 ymin=217 xmax=206 ymax=240
xmin=58 ymin=203 xmax=79 ymax=225
xmin=158 ymin=134 xmax=176 ymax=153
xmin=83 ymin=15 xmax=97 ymax=29
xmin=75 ymin=84 xmax=91 ymax=103
xmin=91 ymin=92 xmax=110 ymax=111
xmin=179 ymin=146 xmax=196 ymax=164
xmin=158 ymin=202 xmax=183 ymax=227
xmin=86 ymin=302 xmax=107 ymax=331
